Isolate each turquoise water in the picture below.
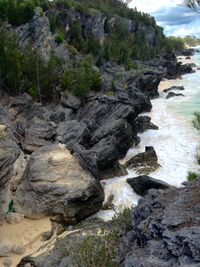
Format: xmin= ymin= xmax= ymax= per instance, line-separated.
xmin=169 ymin=52 xmax=200 ymax=118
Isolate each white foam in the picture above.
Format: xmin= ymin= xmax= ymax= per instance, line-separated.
xmin=95 ymin=54 xmax=200 ymax=221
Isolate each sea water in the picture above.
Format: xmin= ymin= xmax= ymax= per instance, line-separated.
xmin=96 ymin=53 xmax=200 ymax=220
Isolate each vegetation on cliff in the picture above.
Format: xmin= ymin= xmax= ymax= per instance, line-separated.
xmin=0 ymin=0 xmax=186 ymax=102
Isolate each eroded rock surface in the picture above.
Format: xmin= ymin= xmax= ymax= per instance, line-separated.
xmin=121 ymin=179 xmax=200 ymax=267
xmin=14 ymin=145 xmax=104 ymax=223
xmin=124 ymin=146 xmax=160 ymax=175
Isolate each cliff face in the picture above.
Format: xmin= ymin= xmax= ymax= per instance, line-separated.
xmin=13 ymin=5 xmax=162 ymax=61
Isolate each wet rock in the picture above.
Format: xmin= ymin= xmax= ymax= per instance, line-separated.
xmin=127 ymin=175 xmax=172 ymax=196
xmin=0 ymin=241 xmax=13 ymax=257
xmin=166 ymin=92 xmax=185 ymax=99
xmin=121 ymin=179 xmax=200 ymax=267
xmin=14 ymin=145 xmax=104 ymax=223
xmin=6 ymin=212 xmax=24 ymax=224
xmin=124 ymin=146 xmax=160 ymax=175
xmin=134 ymin=116 xmax=158 ymax=133
xmin=163 ymin=86 xmax=184 ymax=93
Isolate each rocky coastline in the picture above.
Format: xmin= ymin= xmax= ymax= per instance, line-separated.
xmin=0 ymin=3 xmax=200 ymax=266
xmin=0 ymin=49 xmax=197 ymax=266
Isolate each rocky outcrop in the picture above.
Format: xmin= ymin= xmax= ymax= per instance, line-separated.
xmin=166 ymin=92 xmax=185 ymax=99
xmin=124 ymin=146 xmax=160 ymax=175
xmin=147 ymin=53 xmax=194 ymax=79
xmin=16 ymin=10 xmax=53 ymax=59
xmin=134 ymin=116 xmax=158 ymax=133
xmin=121 ymin=179 xmax=200 ymax=267
xmin=163 ymin=85 xmax=184 ymax=93
xmin=127 ymin=175 xmax=172 ymax=196
xmin=0 ymin=123 xmax=20 ymax=222
xmin=14 ymin=145 xmax=104 ymax=223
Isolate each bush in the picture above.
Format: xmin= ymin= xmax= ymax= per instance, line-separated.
xmin=187 ymin=171 xmax=199 ymax=181
xmin=55 ymin=33 xmax=64 ymax=45
xmin=0 ymin=29 xmax=22 ymax=93
xmin=61 ymin=68 xmax=74 ymax=91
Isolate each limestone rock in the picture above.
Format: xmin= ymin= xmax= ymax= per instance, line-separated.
xmin=6 ymin=212 xmax=24 ymax=224
xmin=3 ymin=258 xmax=12 ymax=267
xmin=124 ymin=146 xmax=160 ymax=175
xmin=0 ymin=241 xmax=13 ymax=257
xmin=14 ymin=145 xmax=104 ymax=223
xmin=121 ymin=179 xmax=200 ymax=267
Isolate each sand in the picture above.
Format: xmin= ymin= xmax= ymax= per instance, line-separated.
xmin=0 ymin=217 xmax=52 ymax=267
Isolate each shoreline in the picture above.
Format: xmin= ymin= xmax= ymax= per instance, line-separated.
xmin=1 ymin=54 xmax=200 ymax=266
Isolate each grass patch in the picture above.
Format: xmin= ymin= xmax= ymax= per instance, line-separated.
xmin=187 ymin=171 xmax=199 ymax=182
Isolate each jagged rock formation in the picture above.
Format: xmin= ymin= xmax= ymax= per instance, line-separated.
xmin=166 ymin=92 xmax=185 ymax=99
xmin=121 ymin=179 xmax=200 ymax=267
xmin=124 ymin=146 xmax=160 ymax=175
xmin=163 ymin=86 xmax=185 ymax=93
xmin=0 ymin=105 xmax=21 ymax=222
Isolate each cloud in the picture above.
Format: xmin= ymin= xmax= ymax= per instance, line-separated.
xmin=130 ymin=1 xmax=200 ymax=37
xmin=153 ymin=5 xmax=200 ymax=36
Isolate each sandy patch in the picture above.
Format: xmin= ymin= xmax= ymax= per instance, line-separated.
xmin=158 ymin=79 xmax=180 ymax=92
xmin=0 ymin=217 xmax=52 ymax=267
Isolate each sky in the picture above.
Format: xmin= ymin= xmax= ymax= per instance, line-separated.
xmin=130 ymin=0 xmax=200 ymax=37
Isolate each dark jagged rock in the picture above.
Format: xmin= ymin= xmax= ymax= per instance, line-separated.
xmin=14 ymin=145 xmax=104 ymax=223
xmin=16 ymin=10 xmax=53 ymax=59
xmin=177 ymin=48 xmax=195 ymax=57
xmin=163 ymin=86 xmax=184 ymax=93
xmin=127 ymin=175 xmax=172 ymax=196
xmin=0 ymin=119 xmax=21 ymax=222
xmin=61 ymin=92 xmax=81 ymax=111
xmin=134 ymin=116 xmax=159 ymax=133
xmin=56 ymin=120 xmax=90 ymax=150
xmin=124 ymin=146 xmax=160 ymax=175
xmin=22 ymin=117 xmax=57 ymax=153
xmin=49 ymin=106 xmax=73 ymax=124
xmin=121 ymin=179 xmax=200 ymax=267
xmin=146 ymin=53 xmax=194 ymax=79
xmin=166 ymin=92 xmax=185 ymax=99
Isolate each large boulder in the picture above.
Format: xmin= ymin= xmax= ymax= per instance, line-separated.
xmin=127 ymin=175 xmax=172 ymax=196
xmin=121 ymin=179 xmax=200 ymax=267
xmin=124 ymin=146 xmax=160 ymax=175
xmin=14 ymin=145 xmax=104 ymax=223
xmin=134 ymin=116 xmax=158 ymax=133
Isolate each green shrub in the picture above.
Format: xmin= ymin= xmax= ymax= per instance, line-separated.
xmin=61 ymin=68 xmax=74 ymax=91
xmin=55 ymin=33 xmax=64 ymax=45
xmin=187 ymin=171 xmax=199 ymax=182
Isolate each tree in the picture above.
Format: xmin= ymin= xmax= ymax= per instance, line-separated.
xmin=184 ymin=0 xmax=200 ymax=14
